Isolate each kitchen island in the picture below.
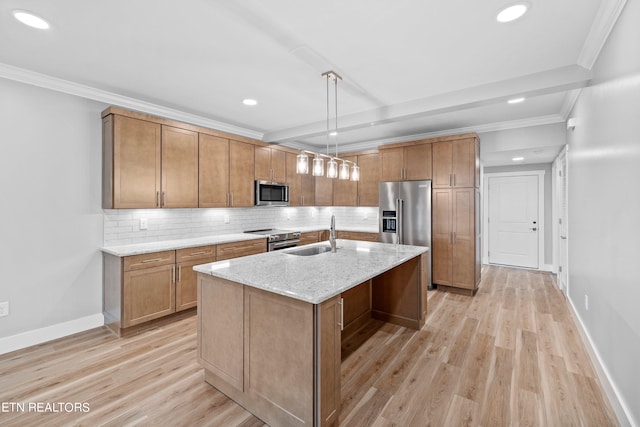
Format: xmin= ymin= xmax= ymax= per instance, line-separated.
xmin=194 ymin=239 xmax=429 ymax=427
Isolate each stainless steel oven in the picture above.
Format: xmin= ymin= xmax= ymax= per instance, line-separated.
xmin=244 ymin=229 xmax=301 ymax=251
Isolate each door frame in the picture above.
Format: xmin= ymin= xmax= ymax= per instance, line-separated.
xmin=483 ymin=170 xmax=546 ymax=269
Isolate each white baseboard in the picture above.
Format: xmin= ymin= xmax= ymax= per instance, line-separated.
xmin=0 ymin=313 xmax=104 ymax=356
xmin=567 ymin=299 xmax=637 ymax=427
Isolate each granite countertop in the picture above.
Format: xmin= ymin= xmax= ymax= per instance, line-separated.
xmin=194 ymin=239 xmax=428 ymax=304
xmin=101 ymin=234 xmax=265 ymax=257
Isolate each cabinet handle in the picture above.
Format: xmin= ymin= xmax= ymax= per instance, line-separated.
xmin=230 ymin=193 xmax=234 ymax=207
xmin=222 ymin=247 xmax=235 ymax=251
xmin=453 ymin=231 xmax=456 ymax=242
xmin=189 ymin=251 xmax=208 ymax=256
xmin=178 ymin=265 xmax=182 ymax=282
xmin=141 ymin=258 xmax=164 ymax=263
xmin=162 ymin=191 xmax=167 ymax=207
xmin=172 ymin=265 xmax=175 ymax=284
xmin=449 ymin=232 xmax=453 ymax=244
xmin=338 ymin=298 xmax=344 ymax=331
xmin=301 ymin=195 xmax=304 ymax=206
xmin=156 ymin=191 xmax=160 ymax=207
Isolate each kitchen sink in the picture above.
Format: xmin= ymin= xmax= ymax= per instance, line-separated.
xmin=284 ymin=246 xmax=333 ymax=256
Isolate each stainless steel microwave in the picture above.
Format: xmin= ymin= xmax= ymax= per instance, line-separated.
xmin=255 ymin=180 xmax=289 ymax=206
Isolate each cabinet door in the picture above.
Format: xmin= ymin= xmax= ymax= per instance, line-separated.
xmin=432 ymin=142 xmax=453 ymax=188
xmin=356 ymin=153 xmax=379 ymax=206
xmin=285 ymin=153 xmax=302 ymax=206
xmin=199 ymin=134 xmax=229 ymax=207
xmin=177 ymin=256 xmax=215 ymax=311
xmin=123 ymin=264 xmax=175 ymax=327
xmin=299 ymin=231 xmax=320 ymax=245
xmin=379 ymin=148 xmax=403 ymax=181
xmin=452 ymin=139 xmax=476 ymax=188
xmin=301 ymin=173 xmax=316 ymax=206
xmin=271 ymin=149 xmax=287 ymax=183
xmin=254 ymin=146 xmax=271 ymax=181
xmin=432 ymin=189 xmax=453 ymax=285
xmin=315 ymin=175 xmax=333 ymax=206
xmin=405 ymin=143 xmax=432 ymax=180
xmin=112 ymin=115 xmax=161 ymax=208
xmin=229 ymin=140 xmax=255 ymax=207
xmin=318 ymin=295 xmax=341 ymax=426
xmin=452 ymin=188 xmax=475 ymax=289
xmin=333 ymin=156 xmax=357 ymax=206
xmin=161 ymin=126 xmax=199 ymax=208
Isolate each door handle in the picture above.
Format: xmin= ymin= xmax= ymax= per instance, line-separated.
xmin=560 ymin=235 xmax=567 ymax=239
xmin=530 ymin=228 xmax=537 ymax=231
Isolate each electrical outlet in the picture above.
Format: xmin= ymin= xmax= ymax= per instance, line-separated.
xmin=140 ymin=218 xmax=148 ymax=230
xmin=224 ymin=215 xmax=230 ymax=224
xmin=0 ymin=301 xmax=9 ymax=317
xmin=585 ymin=294 xmax=589 ymax=311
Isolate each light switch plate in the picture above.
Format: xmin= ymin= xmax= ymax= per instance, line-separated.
xmin=140 ymin=218 xmax=148 ymax=230
xmin=224 ymin=215 xmax=230 ymax=224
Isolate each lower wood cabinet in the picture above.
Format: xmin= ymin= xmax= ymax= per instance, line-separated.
xmin=299 ymin=231 xmax=321 ymax=245
xmin=103 ymin=238 xmax=266 ymax=336
xmin=176 ymin=246 xmax=216 ymax=311
xmin=432 ymin=188 xmax=481 ymax=294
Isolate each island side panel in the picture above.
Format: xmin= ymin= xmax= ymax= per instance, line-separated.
xmin=316 ymin=295 xmax=341 ymax=427
xmin=198 ymin=275 xmax=244 ymax=393
xmin=371 ymin=255 xmax=426 ymax=330
xmin=244 ymin=287 xmax=315 ymax=427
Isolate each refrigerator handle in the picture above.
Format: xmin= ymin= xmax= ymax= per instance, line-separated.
xmin=397 ymin=198 xmax=404 ymax=245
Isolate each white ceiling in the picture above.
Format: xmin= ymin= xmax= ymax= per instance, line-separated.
xmin=0 ymin=0 xmax=626 ymax=165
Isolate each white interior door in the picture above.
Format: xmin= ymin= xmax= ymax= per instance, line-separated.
xmin=488 ymin=175 xmax=539 ymax=268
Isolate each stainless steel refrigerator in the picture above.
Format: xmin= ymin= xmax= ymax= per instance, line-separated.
xmin=379 ymin=180 xmax=432 ymax=288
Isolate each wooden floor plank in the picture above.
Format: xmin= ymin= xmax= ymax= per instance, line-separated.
xmin=0 ymin=266 xmax=619 ymax=427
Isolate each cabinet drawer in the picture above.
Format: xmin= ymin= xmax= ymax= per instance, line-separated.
xmin=124 ymin=250 xmax=175 ymax=272
xmin=299 ymin=231 xmax=320 ymax=245
xmin=216 ymin=239 xmax=266 ymax=261
xmin=176 ymin=245 xmax=216 ymax=262
xmin=337 ymin=231 xmax=379 ymax=242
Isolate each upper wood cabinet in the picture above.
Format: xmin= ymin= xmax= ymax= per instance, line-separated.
xmin=379 ymin=142 xmax=432 ymax=181
xmin=333 ymin=156 xmax=358 ymax=206
xmin=103 ymin=116 xmax=199 ymax=209
xmin=103 ymin=115 xmax=161 ymax=209
xmin=315 ymin=175 xmax=333 ymax=206
xmin=199 ymin=137 xmax=255 ymax=207
xmin=199 ymin=134 xmax=230 ymax=208
xmin=432 ymin=137 xmax=479 ymax=188
xmin=161 ymin=126 xmax=199 ymax=208
xmin=356 ymin=152 xmax=379 ymax=206
xmin=255 ymin=146 xmax=286 ymax=183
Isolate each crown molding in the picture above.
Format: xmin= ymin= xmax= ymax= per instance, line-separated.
xmin=577 ymin=0 xmax=627 ymax=69
xmin=0 ymin=62 xmax=264 ymax=140
xmin=559 ymin=89 xmax=583 ymax=120
xmin=280 ymin=115 xmax=566 ymax=154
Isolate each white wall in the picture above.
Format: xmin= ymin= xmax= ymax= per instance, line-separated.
xmin=0 ymin=78 xmax=105 ymax=346
xmin=567 ymin=0 xmax=640 ymax=424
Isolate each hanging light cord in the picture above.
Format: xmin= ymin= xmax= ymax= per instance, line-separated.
xmin=326 ymin=73 xmax=330 ymax=157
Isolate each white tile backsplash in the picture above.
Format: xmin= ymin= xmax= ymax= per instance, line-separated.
xmin=103 ymin=206 xmax=379 ymax=246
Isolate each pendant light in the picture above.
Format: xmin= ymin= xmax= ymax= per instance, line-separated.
xmin=339 ymin=161 xmax=350 ymax=180
xmin=295 ymin=70 xmax=359 ymax=181
xmin=296 ymin=151 xmax=309 ymax=174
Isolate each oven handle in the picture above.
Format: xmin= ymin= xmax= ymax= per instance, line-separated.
xmin=270 ymin=239 xmax=301 ymax=250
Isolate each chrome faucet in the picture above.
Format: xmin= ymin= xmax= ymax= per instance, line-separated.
xmin=329 ymin=214 xmax=337 ymax=253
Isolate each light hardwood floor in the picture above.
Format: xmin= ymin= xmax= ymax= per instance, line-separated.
xmin=0 ymin=266 xmax=618 ymax=426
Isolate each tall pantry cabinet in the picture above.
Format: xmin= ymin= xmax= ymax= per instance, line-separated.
xmin=431 ymin=134 xmax=481 ymax=295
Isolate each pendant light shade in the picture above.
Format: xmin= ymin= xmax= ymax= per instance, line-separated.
xmin=327 ymin=158 xmax=338 ymax=179
xmin=339 ymin=161 xmax=350 ymax=180
xmin=350 ymin=163 xmax=360 ymax=181
xmin=296 ymin=151 xmax=309 ymax=174
xmin=312 ymin=156 xmax=324 ymax=176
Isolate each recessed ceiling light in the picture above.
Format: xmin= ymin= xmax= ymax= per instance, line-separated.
xmin=512 ymin=156 xmax=525 ymax=162
xmin=508 ymin=97 xmax=526 ymax=104
xmin=497 ymin=4 xmax=528 ymax=23
xmin=242 ymin=99 xmax=257 ymax=106
xmin=13 ymin=10 xmax=50 ymax=29
xmin=329 ymin=131 xmax=338 ymax=136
